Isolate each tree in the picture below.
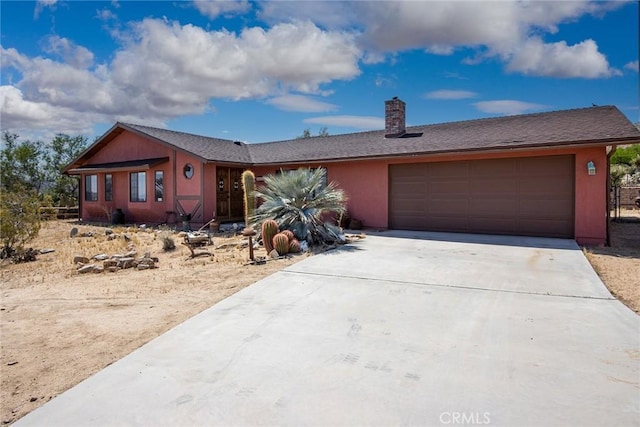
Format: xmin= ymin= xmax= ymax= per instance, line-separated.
xmin=1 ymin=132 xmax=46 ymax=194
xmin=1 ymin=132 xmax=87 ymax=205
xmin=43 ymin=134 xmax=88 ymax=206
xmin=252 ymin=168 xmax=347 ymax=245
xmin=0 ymin=190 xmax=41 ymax=259
xmin=296 ymin=128 xmax=329 ymax=139
xmin=611 ymin=144 xmax=640 ymax=166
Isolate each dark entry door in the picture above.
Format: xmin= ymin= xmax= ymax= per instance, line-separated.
xmin=216 ymin=167 xmax=244 ymax=221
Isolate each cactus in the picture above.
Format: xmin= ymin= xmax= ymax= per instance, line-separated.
xmin=281 ymin=229 xmax=295 ymax=242
xmin=261 ymin=219 xmax=279 ymax=253
xmin=273 ymin=233 xmax=289 ymax=255
xmin=241 ymin=170 xmax=256 ymax=227
xmin=288 ymin=239 xmax=301 ymax=253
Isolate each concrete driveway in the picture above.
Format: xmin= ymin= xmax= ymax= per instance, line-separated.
xmin=16 ymin=232 xmax=639 ymax=426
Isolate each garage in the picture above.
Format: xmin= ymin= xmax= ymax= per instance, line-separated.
xmin=389 ymin=155 xmax=575 ymax=238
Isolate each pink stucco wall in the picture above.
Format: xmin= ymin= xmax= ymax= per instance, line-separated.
xmin=253 ymin=146 xmax=608 ymax=245
xmin=80 ymin=129 xmax=609 ymax=244
xmin=79 ymin=130 xmax=205 ymax=225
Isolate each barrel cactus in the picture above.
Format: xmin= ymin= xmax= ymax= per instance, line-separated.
xmin=261 ymin=219 xmax=279 ymax=253
xmin=289 ymin=238 xmax=301 ymax=253
xmin=273 ymin=233 xmax=290 ymax=255
xmin=281 ymin=229 xmax=295 ymax=242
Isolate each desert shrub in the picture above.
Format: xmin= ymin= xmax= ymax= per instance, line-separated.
xmin=0 ymin=190 xmax=41 ymax=259
xmin=252 ymin=168 xmax=347 ymax=245
xmin=161 ymin=235 xmax=176 ymax=251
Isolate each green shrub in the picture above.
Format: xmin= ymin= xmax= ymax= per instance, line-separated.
xmin=0 ymin=190 xmax=41 ymax=259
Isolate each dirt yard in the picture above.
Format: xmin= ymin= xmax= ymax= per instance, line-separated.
xmin=1 ymin=216 xmax=638 ymax=424
xmin=583 ymin=208 xmax=640 ymax=314
xmin=0 ymin=221 xmax=308 ymax=425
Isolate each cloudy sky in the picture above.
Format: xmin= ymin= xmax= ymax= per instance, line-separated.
xmin=1 ymin=0 xmax=638 ymax=143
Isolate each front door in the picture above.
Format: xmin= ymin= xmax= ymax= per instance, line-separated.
xmin=216 ymin=167 xmax=244 ymax=221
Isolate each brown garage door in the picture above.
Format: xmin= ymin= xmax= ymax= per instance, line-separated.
xmin=389 ymin=156 xmax=575 ymax=238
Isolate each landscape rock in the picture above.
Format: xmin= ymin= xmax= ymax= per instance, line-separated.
xmin=39 ymin=248 xmax=55 ymax=254
xmin=77 ymin=264 xmax=97 ymax=274
xmin=93 ymin=254 xmax=109 ymax=261
xmin=269 ymin=249 xmax=280 ymax=259
xmin=105 ymin=228 xmax=114 ymax=235
xmin=117 ymin=257 xmax=135 ymax=269
xmin=70 ymin=227 xmax=78 ymax=238
xmin=103 ymin=259 xmax=118 ymax=268
xmin=93 ymin=266 xmax=104 ymax=274
xmin=137 ymin=263 xmax=151 ymax=270
xmin=73 ymin=255 xmax=90 ymax=265
xmin=107 ymin=266 xmax=119 ymax=273
xmin=106 ymin=234 xmax=117 ymax=241
xmin=79 ymin=232 xmax=94 ymax=238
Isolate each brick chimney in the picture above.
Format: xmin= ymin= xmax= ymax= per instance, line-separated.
xmin=385 ymin=97 xmax=406 ymax=138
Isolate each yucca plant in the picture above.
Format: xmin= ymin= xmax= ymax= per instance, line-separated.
xmin=252 ymin=168 xmax=347 ymax=245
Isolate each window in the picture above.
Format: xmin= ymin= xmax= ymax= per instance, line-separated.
xmin=85 ymin=175 xmax=98 ymax=201
xmin=154 ymin=171 xmax=164 ymax=202
xmin=105 ymin=174 xmax=113 ymax=201
xmin=130 ymin=172 xmax=146 ymax=202
xmin=183 ymin=163 xmax=194 ymax=179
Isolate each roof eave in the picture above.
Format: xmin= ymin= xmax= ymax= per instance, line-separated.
xmin=253 ymin=136 xmax=640 ymax=166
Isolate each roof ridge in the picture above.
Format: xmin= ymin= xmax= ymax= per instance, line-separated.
xmin=122 ymin=122 xmax=238 ymax=144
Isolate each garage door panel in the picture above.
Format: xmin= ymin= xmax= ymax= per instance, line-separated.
xmin=470 ymin=158 xmax=516 ymax=176
xmin=470 ymin=217 xmax=517 ymax=233
xmin=427 ymin=216 xmax=469 ymax=231
xmin=428 ymin=162 xmax=469 ymax=177
xmin=517 ymin=219 xmax=573 ymax=237
xmin=428 ymin=179 xmax=468 ymax=194
xmin=519 ymin=178 xmax=573 ymax=194
xmin=469 ymin=179 xmax=517 ymax=193
xmin=519 ymin=199 xmax=573 ymax=217
xmin=427 ymin=199 xmax=469 ymax=214
xmin=389 ymin=156 xmax=574 ymax=238
xmin=470 ymin=198 xmax=517 ymax=215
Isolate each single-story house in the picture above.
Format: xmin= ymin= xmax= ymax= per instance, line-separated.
xmin=64 ymin=98 xmax=640 ymax=245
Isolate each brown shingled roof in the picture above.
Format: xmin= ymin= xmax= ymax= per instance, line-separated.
xmin=248 ymin=105 xmax=640 ymax=164
xmin=65 ymin=105 xmax=640 ymax=172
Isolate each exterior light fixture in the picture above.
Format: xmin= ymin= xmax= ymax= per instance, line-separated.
xmin=587 ymin=161 xmax=596 ymax=176
xmin=218 ymin=178 xmax=224 ymax=190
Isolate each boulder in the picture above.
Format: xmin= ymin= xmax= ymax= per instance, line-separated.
xmin=77 ymin=264 xmax=96 ymax=274
xmin=73 ymin=255 xmax=90 ymax=265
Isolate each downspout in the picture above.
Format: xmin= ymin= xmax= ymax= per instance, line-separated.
xmin=605 ymin=145 xmax=617 ymax=247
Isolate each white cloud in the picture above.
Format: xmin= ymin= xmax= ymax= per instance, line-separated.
xmin=266 ymin=95 xmax=338 ymax=113
xmin=0 ymin=85 xmax=98 ymax=136
xmin=625 ymin=60 xmax=639 ymax=72
xmin=1 ymin=19 xmax=362 ymax=135
xmin=193 ymin=0 xmax=251 ymax=19
xmin=43 ymin=36 xmax=94 ymax=69
xmin=96 ymin=8 xmax=117 ymax=22
xmin=473 ymin=100 xmax=548 ymax=116
xmin=34 ymin=0 xmax=57 ymax=19
xmin=258 ymin=1 xmax=357 ymax=29
xmin=259 ymin=1 xmax=624 ymax=79
xmin=424 ymin=90 xmax=477 ymax=100
xmin=304 ymin=115 xmax=384 ymax=130
xmin=505 ymin=37 xmax=621 ymax=78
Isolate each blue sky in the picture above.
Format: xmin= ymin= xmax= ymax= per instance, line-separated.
xmin=1 ymin=0 xmax=638 ymax=144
